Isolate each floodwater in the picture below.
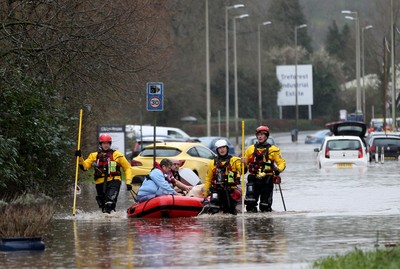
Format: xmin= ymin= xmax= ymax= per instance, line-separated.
xmin=1 ymin=132 xmax=400 ymax=269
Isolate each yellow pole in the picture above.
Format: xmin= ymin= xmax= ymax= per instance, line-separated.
xmin=241 ymin=120 xmax=247 ymax=259
xmin=72 ymin=109 xmax=83 ymax=216
xmin=241 ymin=120 xmax=245 ymax=215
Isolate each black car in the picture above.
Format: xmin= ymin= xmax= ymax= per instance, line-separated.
xmin=367 ymin=135 xmax=400 ymax=161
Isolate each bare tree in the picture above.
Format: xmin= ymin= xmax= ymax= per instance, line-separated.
xmin=1 ymin=0 xmax=173 ymax=148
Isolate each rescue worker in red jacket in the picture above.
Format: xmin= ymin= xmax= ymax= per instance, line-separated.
xmin=203 ymin=139 xmax=242 ymax=214
xmin=75 ymin=134 xmax=133 ymax=213
xmin=243 ymin=126 xmax=286 ymax=212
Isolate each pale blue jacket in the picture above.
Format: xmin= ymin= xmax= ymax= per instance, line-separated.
xmin=137 ymin=168 xmax=177 ymax=202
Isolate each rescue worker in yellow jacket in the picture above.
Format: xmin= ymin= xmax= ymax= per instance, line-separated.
xmin=75 ymin=134 xmax=133 ymax=213
xmin=243 ymin=126 xmax=286 ymax=212
xmin=203 ymin=139 xmax=242 ymax=214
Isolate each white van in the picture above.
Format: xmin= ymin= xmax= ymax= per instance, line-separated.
xmin=126 ymin=125 xmax=191 ymax=139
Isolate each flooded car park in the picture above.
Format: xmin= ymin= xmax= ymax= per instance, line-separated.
xmin=1 ymin=131 xmax=399 ymax=269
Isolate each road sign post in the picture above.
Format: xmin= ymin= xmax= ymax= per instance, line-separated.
xmin=146 ymin=82 xmax=164 ymax=166
xmin=147 ymin=82 xmax=164 ymax=111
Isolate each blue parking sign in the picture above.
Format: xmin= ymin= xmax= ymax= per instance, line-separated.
xmin=147 ymin=82 xmax=164 ymax=111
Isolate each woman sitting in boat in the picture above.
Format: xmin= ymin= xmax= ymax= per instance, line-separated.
xmin=137 ymin=158 xmax=179 ymax=202
xmin=203 ymin=139 xmax=242 ymax=214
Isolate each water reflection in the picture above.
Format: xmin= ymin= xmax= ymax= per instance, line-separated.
xmin=127 ymin=218 xmax=204 ymax=267
xmin=124 ymin=216 xmax=289 ymax=268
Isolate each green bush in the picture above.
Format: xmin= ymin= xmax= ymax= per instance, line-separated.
xmin=0 ymin=69 xmax=73 ymax=198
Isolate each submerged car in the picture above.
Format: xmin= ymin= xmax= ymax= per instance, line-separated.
xmin=304 ymin=129 xmax=331 ymax=144
xmin=314 ymin=121 xmax=368 ymax=168
xmin=367 ymin=135 xmax=400 ymax=161
xmin=131 ymin=142 xmax=216 ymax=183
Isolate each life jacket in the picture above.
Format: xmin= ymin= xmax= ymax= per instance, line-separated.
xmin=248 ymin=143 xmax=274 ymax=175
xmin=165 ymin=173 xmax=176 ymax=186
xmin=172 ymin=171 xmax=181 ymax=182
xmin=94 ymin=150 xmax=121 ymax=179
xmin=211 ymin=155 xmax=240 ymax=189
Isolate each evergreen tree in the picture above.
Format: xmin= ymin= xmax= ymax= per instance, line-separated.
xmin=325 ymin=21 xmax=354 ymax=80
xmin=266 ymin=0 xmax=313 ymax=53
xmin=325 ymin=21 xmax=352 ymax=64
xmin=311 ymin=50 xmax=344 ymax=121
xmin=339 ymin=24 xmax=351 ymax=61
xmin=339 ymin=24 xmax=355 ymax=80
xmin=326 ymin=21 xmax=342 ymax=57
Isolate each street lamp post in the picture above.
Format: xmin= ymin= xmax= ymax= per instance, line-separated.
xmin=257 ymin=21 xmax=272 ymax=125
xmin=361 ymin=25 xmax=373 ymax=120
xmin=206 ymin=0 xmax=210 ymax=136
xmin=390 ymin=0 xmax=396 ymax=130
xmin=233 ymin=13 xmax=249 ymax=147
xmin=294 ymin=24 xmax=307 ymax=136
xmin=342 ymin=10 xmax=361 ymax=114
xmin=225 ymin=4 xmax=244 ymax=138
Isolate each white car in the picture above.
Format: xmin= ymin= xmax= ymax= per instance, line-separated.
xmin=314 ymin=121 xmax=368 ymax=169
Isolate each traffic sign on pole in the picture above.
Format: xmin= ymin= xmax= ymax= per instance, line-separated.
xmin=146 ymin=82 xmax=164 ymax=111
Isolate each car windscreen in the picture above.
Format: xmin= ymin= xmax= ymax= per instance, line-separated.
xmin=327 ymin=139 xmax=361 ymax=150
xmin=187 ymin=146 xmax=215 ymax=159
xmin=140 ymin=148 xmax=181 ymax=157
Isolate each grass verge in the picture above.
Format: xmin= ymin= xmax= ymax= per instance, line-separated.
xmin=312 ymin=246 xmax=400 ymax=269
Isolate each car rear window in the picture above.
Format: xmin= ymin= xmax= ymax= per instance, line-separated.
xmin=335 ymin=125 xmax=364 ymax=135
xmin=373 ymin=138 xmax=400 ymax=147
xmin=140 ymin=148 xmax=181 ymax=157
xmin=327 ymin=139 xmax=361 ymax=150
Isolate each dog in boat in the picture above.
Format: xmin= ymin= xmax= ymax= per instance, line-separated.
xmin=187 ymin=184 xmax=204 ymax=198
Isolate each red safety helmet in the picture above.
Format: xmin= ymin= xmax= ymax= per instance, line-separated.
xmin=99 ymin=134 xmax=112 ymax=145
xmin=256 ymin=125 xmax=270 ymax=137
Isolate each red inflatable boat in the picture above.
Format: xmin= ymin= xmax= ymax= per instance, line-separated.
xmin=127 ymin=195 xmax=206 ymax=218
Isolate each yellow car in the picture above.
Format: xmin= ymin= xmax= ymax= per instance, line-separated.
xmin=131 ymin=142 xmax=216 ymax=183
